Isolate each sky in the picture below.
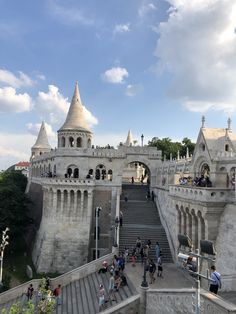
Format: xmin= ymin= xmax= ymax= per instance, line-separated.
xmin=0 ymin=0 xmax=236 ymax=169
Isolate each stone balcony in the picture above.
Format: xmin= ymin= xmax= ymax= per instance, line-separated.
xmin=169 ymin=184 xmax=234 ymax=203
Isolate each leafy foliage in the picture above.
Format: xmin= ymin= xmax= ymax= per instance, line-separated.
xmin=148 ymin=137 xmax=195 ymax=160
xmin=0 ymin=171 xmax=31 ymax=245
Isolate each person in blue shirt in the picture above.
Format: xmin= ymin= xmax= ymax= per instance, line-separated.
xmin=209 ymin=265 xmax=221 ymax=294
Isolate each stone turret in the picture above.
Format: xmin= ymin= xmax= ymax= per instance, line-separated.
xmin=125 ymin=130 xmax=134 ymax=146
xmin=58 ymin=82 xmax=92 ymax=149
xmin=31 ymin=121 xmax=51 ymax=159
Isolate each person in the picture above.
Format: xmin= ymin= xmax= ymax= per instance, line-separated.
xmin=155 ymin=242 xmax=160 ymax=263
xmin=108 ymin=274 xmax=116 ymax=302
xmin=124 ymin=247 xmax=129 ymax=263
xmin=157 ymin=253 xmax=163 ymax=278
xmin=146 ymin=190 xmax=151 ymax=201
xmin=124 ymin=195 xmax=128 ymax=202
xmin=209 ymin=265 xmax=221 ymax=294
xmin=136 ymin=237 xmax=142 ymax=254
xmin=54 ymin=284 xmax=62 ymax=305
xmin=147 ymin=239 xmax=151 ymax=249
xmin=119 ymin=211 xmax=123 ymax=227
xmin=131 ymin=251 xmax=137 ymax=267
xmin=98 ymin=260 xmax=108 ymax=274
xmin=148 ymin=259 xmax=156 ymax=284
xmin=151 ymin=191 xmax=155 ymax=201
xmin=131 ymin=176 xmax=134 ymax=184
xmin=114 ymin=271 xmax=122 ymax=291
xmin=26 ymin=283 xmax=34 ymax=301
xmin=98 ymin=284 xmax=106 ymax=311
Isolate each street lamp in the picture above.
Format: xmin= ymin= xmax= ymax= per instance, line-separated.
xmin=95 ymin=207 xmax=101 ymax=260
xmin=0 ymin=227 xmax=10 ymax=286
xmin=141 ymin=134 xmax=144 ymax=147
xmin=141 ymin=249 xmax=148 ymax=288
xmin=113 ymin=216 xmax=119 ymax=247
xmin=178 ymin=234 xmax=216 ymax=314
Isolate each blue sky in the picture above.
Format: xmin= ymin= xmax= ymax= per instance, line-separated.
xmin=0 ymin=0 xmax=236 ymax=169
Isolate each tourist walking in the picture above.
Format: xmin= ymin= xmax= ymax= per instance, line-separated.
xmin=157 ymin=253 xmax=163 ymax=278
xmin=119 ymin=210 xmax=123 ymax=227
xmin=136 ymin=237 xmax=142 ymax=254
xmin=148 ymin=259 xmax=156 ymax=284
xmin=209 ymin=265 xmax=221 ymax=294
xmin=108 ymin=273 xmax=116 ymax=302
xmin=155 ymin=242 xmax=161 ymax=263
xmin=26 ymin=283 xmax=34 ymax=301
xmin=54 ymin=284 xmax=62 ymax=305
xmin=98 ymin=284 xmax=106 ymax=311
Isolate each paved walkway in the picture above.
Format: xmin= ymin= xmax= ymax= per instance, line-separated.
xmin=125 ymin=262 xmax=194 ymax=290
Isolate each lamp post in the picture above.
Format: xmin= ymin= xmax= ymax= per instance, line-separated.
xmin=178 ymin=234 xmax=216 ymax=314
xmin=141 ymin=134 xmax=144 ymax=147
xmin=95 ymin=207 xmax=101 ymax=260
xmin=141 ymin=252 xmax=148 ymax=288
xmin=114 ymin=216 xmax=119 ymax=247
xmin=0 ymin=227 xmax=10 ymax=286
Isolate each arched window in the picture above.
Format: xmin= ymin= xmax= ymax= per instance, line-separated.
xmin=74 ymin=168 xmax=79 ymax=178
xmin=61 ymin=136 xmax=66 ymax=147
xmin=225 ymin=144 xmax=229 ymax=152
xmin=108 ymin=169 xmax=113 ymax=181
xmin=67 ymin=168 xmax=72 ymax=178
xmin=69 ymin=137 xmax=75 ymax=147
xmin=77 ymin=137 xmax=82 ymax=147
xmin=87 ymin=138 xmax=91 ymax=148
xmin=95 ymin=164 xmax=106 ymax=180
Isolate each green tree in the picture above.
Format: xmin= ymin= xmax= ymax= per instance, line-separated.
xmin=148 ymin=137 xmax=195 ymax=160
xmin=0 ymin=171 xmax=31 ymax=248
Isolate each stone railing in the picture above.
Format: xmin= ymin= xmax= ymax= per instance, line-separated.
xmin=0 ymin=248 xmax=118 ymax=305
xmin=146 ymin=288 xmax=236 ymax=314
xmin=31 ymin=177 xmax=95 ymax=187
xmin=169 ymin=185 xmax=231 ymax=203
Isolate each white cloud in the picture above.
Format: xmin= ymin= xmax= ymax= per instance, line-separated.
xmin=0 ymin=69 xmax=34 ymax=88
xmin=138 ymin=2 xmax=157 ymax=18
xmin=35 ymin=85 xmax=98 ymax=128
xmin=0 ymin=87 xmax=32 ymax=113
xmin=0 ymin=132 xmax=34 ymax=170
xmin=155 ymin=0 xmax=236 ymax=113
xmin=48 ymin=0 xmax=94 ymax=27
xmin=102 ymin=67 xmax=129 ymax=84
xmin=114 ymin=23 xmax=131 ymax=34
xmin=125 ymin=84 xmax=143 ymax=97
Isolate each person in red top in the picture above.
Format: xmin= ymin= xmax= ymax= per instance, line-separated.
xmin=54 ymin=284 xmax=61 ymax=305
xmin=26 ymin=284 xmax=34 ymax=301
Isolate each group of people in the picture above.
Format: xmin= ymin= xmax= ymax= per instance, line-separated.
xmin=98 ymin=255 xmax=128 ymax=311
xmin=26 ymin=279 xmax=62 ymax=306
xmin=179 ymin=175 xmax=212 ymax=187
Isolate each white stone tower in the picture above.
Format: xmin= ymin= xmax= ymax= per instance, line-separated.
xmin=58 ymin=82 xmax=92 ymax=149
xmin=31 ymin=121 xmax=51 ymax=160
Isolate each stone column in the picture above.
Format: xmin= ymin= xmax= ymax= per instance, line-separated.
xmin=139 ymin=286 xmax=149 ymax=314
xmin=87 ymin=190 xmax=93 ymax=221
xmin=60 ymin=190 xmax=64 ymax=218
xmin=80 ymin=189 xmax=84 ymax=215
xmin=74 ymin=189 xmax=78 ymax=218
xmin=52 ymin=189 xmax=57 ymax=220
xmin=67 ymin=190 xmax=71 ymax=219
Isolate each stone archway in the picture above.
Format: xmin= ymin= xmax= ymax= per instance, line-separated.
xmin=122 ymin=161 xmax=151 ymax=185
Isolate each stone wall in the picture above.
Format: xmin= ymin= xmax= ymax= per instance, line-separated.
xmin=146 ymin=289 xmax=236 ymax=314
xmin=216 ymin=203 xmax=236 ymax=291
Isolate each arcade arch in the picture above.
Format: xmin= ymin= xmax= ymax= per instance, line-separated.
xmin=122 ymin=161 xmax=150 ymax=184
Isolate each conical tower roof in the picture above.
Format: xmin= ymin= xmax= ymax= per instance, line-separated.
xmin=125 ymin=129 xmax=134 ymax=146
xmin=32 ymin=121 xmax=51 ymax=149
xmin=59 ymin=82 xmax=90 ymax=132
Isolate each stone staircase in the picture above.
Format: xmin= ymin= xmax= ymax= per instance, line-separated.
xmin=0 ymin=270 xmax=138 ymax=313
xmin=120 ymin=184 xmax=172 ymax=263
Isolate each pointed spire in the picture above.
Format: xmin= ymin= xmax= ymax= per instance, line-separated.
xmin=125 ymin=130 xmax=134 ymax=146
xmin=59 ymin=82 xmax=90 ymax=132
xmin=227 ymin=117 xmax=232 ymax=131
xmin=201 ymin=115 xmax=205 ymax=128
xmin=32 ymin=121 xmax=51 ymax=149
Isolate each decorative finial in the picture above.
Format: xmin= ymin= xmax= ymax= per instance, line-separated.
xmin=201 ymin=115 xmax=205 ymax=128
xmin=227 ymin=117 xmax=232 ymax=130
xmin=186 ymin=147 xmax=189 ymax=159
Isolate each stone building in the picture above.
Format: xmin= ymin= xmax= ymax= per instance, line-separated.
xmin=29 ymin=82 xmax=161 ymax=273
xmin=28 ymin=82 xmax=236 ymax=291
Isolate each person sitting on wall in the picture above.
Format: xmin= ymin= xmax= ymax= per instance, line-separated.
xmin=98 ymin=260 xmax=108 ymax=274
